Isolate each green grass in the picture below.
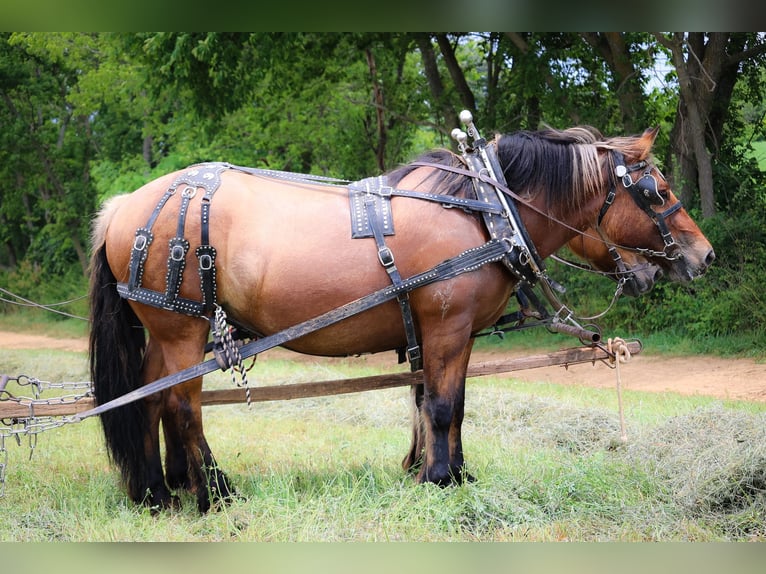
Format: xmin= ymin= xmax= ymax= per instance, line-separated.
xmin=2 ymin=336 xmax=766 ymax=542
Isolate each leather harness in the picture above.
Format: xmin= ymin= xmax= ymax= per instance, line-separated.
xmin=116 ymin=159 xmax=526 ymax=374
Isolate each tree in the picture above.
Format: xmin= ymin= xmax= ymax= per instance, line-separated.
xmin=654 ymin=32 xmax=766 ymax=217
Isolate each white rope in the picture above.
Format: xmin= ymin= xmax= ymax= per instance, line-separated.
xmin=607 ymin=337 xmax=632 ymax=442
xmin=214 ymin=305 xmax=251 ymax=408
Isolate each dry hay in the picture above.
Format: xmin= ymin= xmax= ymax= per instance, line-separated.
xmin=625 ymin=406 xmax=766 ymax=528
xmin=465 ymin=388 xmax=627 ymax=455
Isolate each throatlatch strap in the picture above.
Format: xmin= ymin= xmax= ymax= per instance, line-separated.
xmin=363 ymin=192 xmax=422 ymax=371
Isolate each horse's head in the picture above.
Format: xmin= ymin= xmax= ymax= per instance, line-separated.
xmin=495 ymin=126 xmax=714 ymax=288
xmin=595 ymin=127 xmax=715 ymax=284
xmin=566 ymin=231 xmax=663 ymax=297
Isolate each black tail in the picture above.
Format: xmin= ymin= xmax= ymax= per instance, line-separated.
xmin=89 ymin=244 xmax=148 ymax=501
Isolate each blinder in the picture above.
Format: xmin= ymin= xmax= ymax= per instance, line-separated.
xmin=599 ymin=151 xmax=684 ymax=263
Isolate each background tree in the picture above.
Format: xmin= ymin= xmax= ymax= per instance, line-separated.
xmin=654 ymin=32 xmax=766 ymax=216
xmin=1 ymin=32 xmax=764 ymax=346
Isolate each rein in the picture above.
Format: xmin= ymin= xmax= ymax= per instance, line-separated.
xmin=410 ymin=156 xmax=682 ymax=264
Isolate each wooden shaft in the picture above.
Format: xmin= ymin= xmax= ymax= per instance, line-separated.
xmin=0 ymin=342 xmax=641 ymax=418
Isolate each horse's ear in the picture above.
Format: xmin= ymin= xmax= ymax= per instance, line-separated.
xmin=637 ymin=126 xmax=660 ymax=159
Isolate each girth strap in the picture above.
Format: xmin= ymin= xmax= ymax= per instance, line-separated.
xmin=363 ymin=189 xmax=422 ymax=371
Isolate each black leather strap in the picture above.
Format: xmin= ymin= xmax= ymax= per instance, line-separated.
xmin=364 ymin=194 xmax=422 ymax=371
xmin=119 ymin=162 xmax=229 ymax=317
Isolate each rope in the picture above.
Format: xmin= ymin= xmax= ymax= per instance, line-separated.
xmin=0 ymin=287 xmax=87 ymax=321
xmin=607 ymin=337 xmax=632 ymax=442
xmin=213 ymin=305 xmax=251 ymax=408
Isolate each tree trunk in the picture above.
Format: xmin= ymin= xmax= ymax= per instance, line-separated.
xmin=413 ymin=33 xmax=458 ymax=134
xmin=656 ymin=32 xmax=722 ymax=217
xmin=434 ymin=34 xmax=476 ymax=114
xmin=365 ymin=48 xmax=387 ymax=172
xmin=581 ymin=32 xmax=648 ymax=133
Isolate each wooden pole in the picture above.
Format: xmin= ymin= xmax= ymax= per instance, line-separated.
xmin=0 ymin=342 xmax=641 ymax=418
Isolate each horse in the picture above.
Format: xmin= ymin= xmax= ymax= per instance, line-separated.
xmin=89 ymin=124 xmax=714 ymax=512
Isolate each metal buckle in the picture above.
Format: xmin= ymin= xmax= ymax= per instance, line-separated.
xmin=378 ymin=246 xmax=395 ymax=268
xmin=133 ymin=234 xmax=148 ymax=251
xmin=170 ymin=244 xmax=186 ymax=261
xmin=199 ymin=253 xmax=213 ymax=270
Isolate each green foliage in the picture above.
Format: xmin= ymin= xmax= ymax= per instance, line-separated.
xmin=1 ymin=32 xmax=765 ymax=348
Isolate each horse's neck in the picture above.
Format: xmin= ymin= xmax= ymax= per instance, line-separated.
xmin=517 ymin=197 xmax=601 ymax=260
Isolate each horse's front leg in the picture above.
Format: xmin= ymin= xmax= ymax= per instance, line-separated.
xmin=416 ymin=332 xmax=475 ymax=486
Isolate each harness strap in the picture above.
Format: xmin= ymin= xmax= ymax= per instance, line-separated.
xmin=127 ymin=188 xmax=176 ymax=291
xmin=119 ymin=163 xmax=229 ymax=317
xmin=363 ymin=192 xmax=422 ymax=371
xmin=78 ymin=238 xmax=514 ymax=421
xmin=197 ymin=185 xmax=218 ymax=315
xmin=164 ymin=187 xmax=194 ymax=306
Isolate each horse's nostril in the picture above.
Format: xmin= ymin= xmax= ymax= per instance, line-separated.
xmin=653 ymin=267 xmax=664 ymax=282
xmin=704 ymin=248 xmax=716 ymax=267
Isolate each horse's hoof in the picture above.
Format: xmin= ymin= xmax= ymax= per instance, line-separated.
xmin=146 ymin=492 xmax=180 ymax=515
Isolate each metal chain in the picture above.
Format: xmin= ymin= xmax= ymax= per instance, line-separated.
xmin=0 ymin=375 xmax=91 ymax=497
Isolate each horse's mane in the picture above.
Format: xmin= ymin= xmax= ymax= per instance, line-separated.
xmin=386 ymin=148 xmax=470 ymax=198
xmin=387 ymin=127 xmax=652 ymax=217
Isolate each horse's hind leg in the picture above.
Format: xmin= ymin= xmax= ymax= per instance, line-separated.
xmin=138 ymin=340 xmax=177 ymax=510
xmin=402 ymin=384 xmax=425 ymax=473
xmin=163 ymin=377 xmax=236 ymax=513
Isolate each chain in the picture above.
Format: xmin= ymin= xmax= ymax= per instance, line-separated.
xmin=0 ymin=374 xmax=91 ymax=497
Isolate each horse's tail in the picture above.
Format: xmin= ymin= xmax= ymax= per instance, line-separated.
xmin=89 ymin=199 xmax=148 ymax=502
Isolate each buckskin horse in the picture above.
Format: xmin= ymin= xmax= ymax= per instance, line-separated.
xmin=88 ymin=120 xmax=714 ymax=512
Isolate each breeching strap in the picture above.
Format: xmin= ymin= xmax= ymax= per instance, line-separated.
xmin=74 ymin=238 xmax=513 ymax=422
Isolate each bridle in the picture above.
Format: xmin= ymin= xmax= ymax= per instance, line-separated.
xmin=438 ymin=120 xmax=690 ymax=337
xmin=596 ymin=150 xmax=684 ymax=263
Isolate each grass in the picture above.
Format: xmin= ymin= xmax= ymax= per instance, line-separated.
xmin=2 ymin=326 xmax=766 ymax=542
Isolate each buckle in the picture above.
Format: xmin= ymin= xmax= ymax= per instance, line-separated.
xmin=377 ymin=246 xmax=395 ymax=268
xmin=198 ymin=253 xmax=213 ymax=270
xmin=133 ymin=235 xmax=148 ymax=251
xmin=170 ymin=244 xmax=186 ymax=261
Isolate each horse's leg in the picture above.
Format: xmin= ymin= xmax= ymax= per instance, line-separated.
xmin=150 ymin=321 xmax=235 ymax=513
xmin=138 ymin=339 xmax=176 ymax=510
xmin=402 ymin=384 xmax=425 ymax=473
xmin=161 ymin=399 xmax=191 ymax=493
xmin=163 ymin=375 xmax=236 ymax=513
xmin=416 ymin=331 xmax=475 ymax=486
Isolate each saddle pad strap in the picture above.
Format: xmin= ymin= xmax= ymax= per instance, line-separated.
xmin=349 ymin=177 xmax=394 ymax=239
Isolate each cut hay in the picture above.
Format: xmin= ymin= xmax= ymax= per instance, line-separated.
xmin=624 ymin=406 xmax=766 ymax=534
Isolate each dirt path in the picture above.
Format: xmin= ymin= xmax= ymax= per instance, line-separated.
xmin=2 ymin=331 xmax=765 ymax=402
